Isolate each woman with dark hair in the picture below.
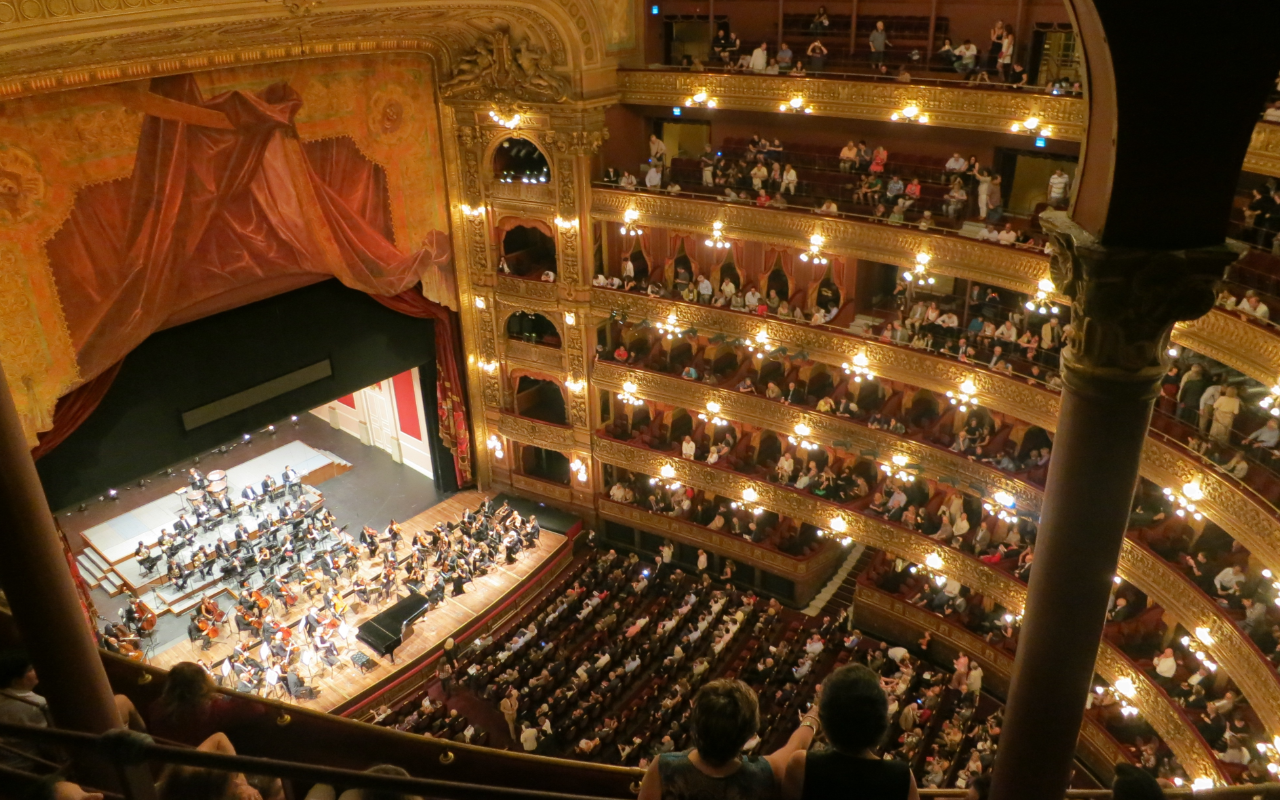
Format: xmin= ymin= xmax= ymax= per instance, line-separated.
xmin=149 ymin=661 xmax=262 ymax=746
xmin=638 ymin=679 xmax=819 ymax=800
xmin=781 ymin=665 xmax=920 ymax=800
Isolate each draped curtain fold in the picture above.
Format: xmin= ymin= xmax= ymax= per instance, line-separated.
xmin=37 ymin=74 xmax=460 ymax=458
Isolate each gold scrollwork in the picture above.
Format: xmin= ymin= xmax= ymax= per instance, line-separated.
xmin=1172 ymin=309 xmax=1280 ymax=386
xmin=498 ymin=412 xmax=575 ymax=450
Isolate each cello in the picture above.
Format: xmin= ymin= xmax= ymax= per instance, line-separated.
xmin=130 ymin=597 xmax=157 ymax=633
xmin=200 ymin=596 xmax=226 ymax=624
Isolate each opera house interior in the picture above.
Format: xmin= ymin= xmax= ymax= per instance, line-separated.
xmin=2 ymin=1 xmax=1280 ymax=799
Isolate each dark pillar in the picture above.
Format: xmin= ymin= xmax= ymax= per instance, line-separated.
xmin=988 ymin=218 xmax=1232 ymax=800
xmin=0 ymin=363 xmax=121 ymax=736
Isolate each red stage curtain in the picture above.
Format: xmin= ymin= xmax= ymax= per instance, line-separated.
xmin=370 ymin=289 xmax=474 ymax=488
xmin=29 ymin=361 xmax=124 ymax=461
xmin=45 ymin=75 xmax=431 ymax=389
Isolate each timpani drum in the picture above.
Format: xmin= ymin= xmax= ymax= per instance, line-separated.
xmin=207 ymin=479 xmax=228 ymax=499
xmin=185 ymin=489 xmax=206 ymax=510
xmin=207 ymin=469 xmax=227 ymax=483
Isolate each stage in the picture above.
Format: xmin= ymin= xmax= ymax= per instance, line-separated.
xmin=147 ymin=490 xmax=568 ymax=713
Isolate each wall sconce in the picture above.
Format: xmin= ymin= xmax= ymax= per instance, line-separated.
xmin=555 ymin=216 xmax=578 ymax=229
xmin=1261 ymin=382 xmax=1280 ymax=417
xmin=684 ymin=91 xmax=718 ymax=109
xmin=741 ymin=487 xmax=758 ymax=503
xmin=1112 ymin=677 xmax=1136 ymax=699
xmin=842 ymin=352 xmax=875 ymax=383
xmin=565 ymin=377 xmax=586 ymax=392
xmin=698 ymin=401 xmax=728 ymax=426
xmin=570 ymin=457 xmax=589 ymax=483
xmin=1025 ymin=278 xmax=1061 ymax=315
xmin=779 ymin=96 xmax=814 ymax=114
xmin=902 ymin=252 xmax=934 ymax=286
xmin=1162 ymin=482 xmax=1204 ymax=521
xmin=657 ymin=313 xmax=683 ymax=340
xmin=746 ymin=330 xmax=770 ymax=359
xmin=474 ymin=296 xmax=487 ymax=309
xmin=486 ymin=434 xmax=505 ymax=460
xmin=659 ymin=464 xmax=676 ymax=479
xmin=1010 ymin=116 xmax=1052 ymax=138
xmin=564 ymin=312 xmax=576 ymax=326
xmin=890 ymin=105 xmax=929 ymax=124
xmin=880 ymin=454 xmax=917 ymax=482
xmin=616 ymin=380 xmax=644 ymax=406
xmin=829 ymin=516 xmax=847 ymax=533
xmin=798 ymin=233 xmax=828 ymax=264
xmin=946 ymin=379 xmax=978 ymax=413
xmin=620 ymin=208 xmax=642 ymax=237
xmin=478 ymin=359 xmax=499 ymax=374
xmin=925 ymin=552 xmax=945 ymax=570
xmin=459 ymin=204 xmax=486 ymax=218
xmin=705 ymin=220 xmax=730 ymax=249
xmin=489 ymin=108 xmax=522 ymax=129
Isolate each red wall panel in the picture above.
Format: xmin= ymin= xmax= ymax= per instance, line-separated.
xmin=392 ymin=371 xmax=422 ymax=440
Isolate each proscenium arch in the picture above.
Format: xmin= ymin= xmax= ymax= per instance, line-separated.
xmin=0 ymin=1 xmax=613 ymax=101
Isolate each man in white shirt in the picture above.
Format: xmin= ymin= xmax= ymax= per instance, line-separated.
xmin=953 ymin=40 xmax=978 ymax=73
xmin=839 ymin=141 xmax=859 ymax=173
xmin=750 ymin=42 xmax=769 ymax=72
xmin=520 ymin=723 xmax=540 ymax=751
xmin=976 ymin=224 xmax=1000 ymax=242
xmin=696 ymin=274 xmax=713 ymax=302
xmin=744 ymin=287 xmax=761 ymax=308
xmin=648 ymin=134 xmax=666 ymax=164
xmin=945 ymin=153 xmax=967 ymax=172
xmin=681 ymin=435 xmax=696 ymax=458
xmin=1239 ymin=290 xmax=1270 ymax=320
xmin=645 ymin=165 xmax=662 ymax=189
xmin=1047 ymin=168 xmax=1071 ymax=206
xmin=996 ymin=224 xmax=1018 ymax=245
xmin=781 ymin=164 xmax=797 ymax=195
xmin=1153 ymin=648 xmax=1178 ymax=681
xmin=1213 ymin=564 xmax=1246 ymax=596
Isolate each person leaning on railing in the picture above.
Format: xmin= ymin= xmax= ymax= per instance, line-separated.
xmin=637 ymin=678 xmax=820 ymax=800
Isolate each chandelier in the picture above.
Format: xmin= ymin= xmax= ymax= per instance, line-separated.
xmin=946 ymin=379 xmax=979 ymax=413
xmin=477 ymin=358 xmax=499 ymax=374
xmin=1010 ymin=116 xmax=1052 ymax=138
xmin=1177 ymin=627 xmax=1219 ymax=672
xmin=788 ymin=422 xmax=818 ymax=451
xmin=698 ymin=401 xmax=728 ymax=426
xmin=890 ymin=105 xmax=930 ymax=124
xmin=778 ymin=96 xmax=814 ymax=114
xmin=746 ymin=330 xmax=771 ymax=360
xmin=982 ymin=490 xmax=1018 ymax=523
xmin=1260 ymin=382 xmax=1280 ymax=417
xmin=730 ymin=489 xmax=763 ymax=515
xmin=902 ymin=252 xmax=935 ymax=286
xmin=620 ymin=208 xmax=642 ymax=237
xmin=705 ymin=220 xmax=731 ymax=249
xmin=555 ymin=216 xmax=579 ymax=230
xmin=656 ymin=313 xmax=683 ymax=340
xmin=1024 ymin=278 xmax=1061 ymax=315
xmin=489 ymin=108 xmax=522 ymax=129
xmin=650 ymin=463 xmax=682 ymax=491
xmin=684 ymin=91 xmax=718 ymax=109
xmin=1162 ymin=482 xmax=1204 ymax=521
xmin=616 ymin=380 xmax=644 ymax=406
xmin=798 ymin=233 xmax=829 ymax=264
xmin=842 ymin=352 xmax=875 ymax=383
xmin=458 ymin=204 xmax=486 ymax=219
xmin=564 ymin=377 xmax=586 ymax=393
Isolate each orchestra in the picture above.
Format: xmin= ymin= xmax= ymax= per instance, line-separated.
xmin=95 ymin=483 xmax=546 ymax=705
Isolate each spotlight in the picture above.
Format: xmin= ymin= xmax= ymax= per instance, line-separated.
xmin=137 ymin=479 xmax=146 ymax=489
xmin=242 ymin=433 xmax=252 ymax=444
xmin=268 ymin=425 xmax=277 ymax=435
xmin=77 ymin=504 xmax=87 ymax=513
xmin=193 ymin=456 xmax=200 ymax=464
xmin=165 ymin=468 xmax=175 ymax=477
xmin=107 ymin=489 xmax=119 ymax=501
xmin=291 ymin=415 xmax=300 ymax=426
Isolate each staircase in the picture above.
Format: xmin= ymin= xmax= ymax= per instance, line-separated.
xmin=802 ymin=543 xmax=872 ymax=616
xmin=76 ymin=549 xmax=124 ymax=596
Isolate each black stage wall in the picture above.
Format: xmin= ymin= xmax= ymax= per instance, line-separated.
xmin=38 ymin=280 xmax=445 ymax=509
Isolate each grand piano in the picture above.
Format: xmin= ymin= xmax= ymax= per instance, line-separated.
xmin=356 ymin=592 xmax=432 ymax=663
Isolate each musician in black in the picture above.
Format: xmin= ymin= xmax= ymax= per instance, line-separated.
xmin=360 ymin=526 xmax=379 ymax=559
xmin=282 ymin=465 xmax=301 ymax=496
xmin=256 ymin=514 xmax=273 ymax=535
xmin=211 ymin=493 xmax=232 ymax=515
xmin=190 ymin=548 xmax=207 ymax=581
xmin=188 ymin=468 xmax=206 ymax=489
xmin=167 ymin=558 xmax=189 ymax=590
xmin=234 ymin=524 xmax=250 ymax=552
xmin=188 ymin=616 xmax=213 ymax=650
xmin=260 ymin=474 xmax=278 ymax=496
xmin=302 ymin=606 xmax=322 ymax=636
xmin=214 ymin=537 xmax=231 ymax=561
xmin=257 ymin=546 xmax=274 ymax=580
xmin=241 ymin=482 xmax=261 ymax=505
xmin=352 ymin=576 xmax=372 ymax=605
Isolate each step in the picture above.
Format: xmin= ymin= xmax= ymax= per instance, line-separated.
xmin=83 ymin=547 xmax=111 ymax=572
xmin=101 ymin=573 xmax=124 ymax=596
xmin=76 ymin=555 xmax=105 ymax=585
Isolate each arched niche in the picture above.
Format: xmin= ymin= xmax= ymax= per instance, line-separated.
xmin=512 ymin=374 xmax=568 ymax=426
xmin=491 ymin=136 xmax=551 ymax=185
xmin=504 ymin=310 xmax=562 ymax=348
xmin=500 ymin=223 xmax=558 ymax=280
xmin=765 ymin=263 xmax=790 ymax=308
xmin=668 ymin=408 xmax=693 ymax=445
xmin=519 ymin=444 xmax=571 ymax=484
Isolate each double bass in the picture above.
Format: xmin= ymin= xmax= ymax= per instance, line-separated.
xmin=108 ymin=623 xmax=144 ymax=661
xmin=130 ymin=597 xmax=157 ymax=633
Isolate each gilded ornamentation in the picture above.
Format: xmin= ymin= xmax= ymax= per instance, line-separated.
xmin=591 ymin=360 xmax=1043 ymax=513
xmin=1042 ymin=212 xmax=1232 ymax=394
xmin=599 ymin=498 xmax=842 ymax=578
xmin=1245 ymin=122 xmax=1280 ymax=179
xmin=1171 ymin=308 xmax=1280 ymax=386
xmin=490 ymin=181 xmax=555 ymax=204
xmin=281 ymin=0 xmax=324 ymax=16
xmin=440 ymin=24 xmax=569 ymax=104
xmin=496 ymin=274 xmax=558 ymax=301
xmin=544 ymin=128 xmax=608 ymax=156
xmin=1119 ymin=538 xmax=1280 ymax=736
xmin=617 ymin=70 xmax=1086 ymax=141
xmin=498 ymin=412 xmax=575 ymax=450
xmin=0 ymin=143 xmax=44 ymax=222
xmin=512 ymin=472 xmax=573 ymax=502
xmin=504 ymin=338 xmax=565 ymax=373
xmin=593 ymin=189 xmax=1050 ymax=295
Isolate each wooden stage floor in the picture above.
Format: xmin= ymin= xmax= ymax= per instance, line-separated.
xmin=147 ymin=491 xmax=566 ymax=713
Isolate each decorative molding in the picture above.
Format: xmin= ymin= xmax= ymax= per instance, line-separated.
xmin=439 ymin=24 xmax=568 ymax=103
xmin=496 ymin=274 xmax=559 ymax=302
xmin=593 ymin=189 xmax=1050 ymax=295
xmin=491 ymin=181 xmax=556 ymax=204
xmin=598 ymin=498 xmax=841 ymax=579
xmin=591 ymin=360 xmax=1043 ymax=514
xmin=1171 ymin=308 xmax=1280 ymax=386
xmin=512 ymin=471 xmax=573 ymax=502
xmin=1119 ymin=538 xmax=1280 ymax=737
xmin=1245 ymin=122 xmax=1280 ymax=179
xmin=616 ymin=70 xmax=1086 ymax=141
xmin=590 ymin=290 xmax=1280 ymax=579
xmin=504 ymin=338 xmax=566 ymax=373
xmin=497 ymin=412 xmax=575 ymax=450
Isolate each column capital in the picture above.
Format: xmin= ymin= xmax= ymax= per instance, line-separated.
xmin=1042 ymin=211 xmax=1237 ymax=398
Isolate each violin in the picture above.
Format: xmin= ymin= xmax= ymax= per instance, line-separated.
xmin=332 ymin=593 xmax=349 ymax=615
xmin=131 ymin=598 xmax=157 ymax=632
